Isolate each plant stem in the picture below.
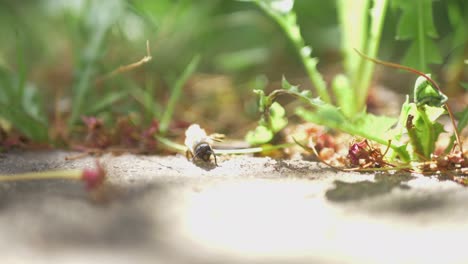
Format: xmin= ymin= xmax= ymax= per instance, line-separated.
xmin=95 ymin=40 xmax=152 ymax=85
xmin=0 ymin=170 xmax=82 ymax=182
xmin=255 ymin=2 xmax=331 ymax=103
xmin=417 ymin=0 xmax=426 ymax=71
xmin=155 ymin=135 xmax=187 ymax=153
xmin=355 ymin=0 xmax=388 ymax=112
xmin=337 ymin=0 xmax=369 ymax=79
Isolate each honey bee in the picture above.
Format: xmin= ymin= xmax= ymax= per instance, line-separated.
xmin=184 ymin=124 xmax=224 ymax=165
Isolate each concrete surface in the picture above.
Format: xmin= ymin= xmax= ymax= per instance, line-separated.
xmin=0 ymin=150 xmax=467 ymax=264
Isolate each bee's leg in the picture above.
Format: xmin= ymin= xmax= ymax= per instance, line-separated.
xmin=186 ymin=150 xmax=193 ymax=161
xmin=213 ymin=153 xmax=218 ymax=166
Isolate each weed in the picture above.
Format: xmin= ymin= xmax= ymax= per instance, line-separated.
xmin=245 ymin=0 xmax=466 ymax=174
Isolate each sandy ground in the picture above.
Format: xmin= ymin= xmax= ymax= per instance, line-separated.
xmin=0 ymin=150 xmax=467 ymax=264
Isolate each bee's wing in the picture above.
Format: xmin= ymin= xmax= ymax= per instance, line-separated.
xmin=209 ymin=133 xmax=225 ymax=142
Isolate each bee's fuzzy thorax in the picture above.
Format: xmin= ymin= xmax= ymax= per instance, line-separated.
xmin=184 ymin=124 xmax=213 ymax=153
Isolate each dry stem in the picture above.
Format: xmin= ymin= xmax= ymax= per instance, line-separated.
xmin=95 ymin=40 xmax=152 ymax=85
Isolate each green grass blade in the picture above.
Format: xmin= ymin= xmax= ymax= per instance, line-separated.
xmin=85 ymin=90 xmax=129 ymax=115
xmin=68 ymin=31 xmax=105 ymax=127
xmin=68 ymin=1 xmax=124 ymax=127
xmin=159 ymin=55 xmax=200 ymax=134
xmin=129 ymin=78 xmax=162 ymax=122
xmin=0 ymin=101 xmax=48 ymax=142
xmin=16 ymin=35 xmax=27 ymax=107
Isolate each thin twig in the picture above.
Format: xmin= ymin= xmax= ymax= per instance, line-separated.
xmin=95 ymin=40 xmax=152 ymax=85
xmin=382 ymin=139 xmax=391 ymax=157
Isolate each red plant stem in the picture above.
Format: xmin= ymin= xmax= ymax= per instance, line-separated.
xmin=354 ymin=48 xmax=463 ymax=154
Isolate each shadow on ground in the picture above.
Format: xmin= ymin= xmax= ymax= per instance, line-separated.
xmin=0 ymin=180 xmax=166 ymax=249
xmin=326 ymin=173 xmax=413 ymax=202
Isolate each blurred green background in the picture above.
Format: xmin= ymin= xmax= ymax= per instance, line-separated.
xmin=0 ymin=0 xmax=466 ymax=144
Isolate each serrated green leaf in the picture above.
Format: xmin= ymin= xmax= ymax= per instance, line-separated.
xmin=246 ymin=87 xmax=288 ymax=145
xmin=402 ymin=40 xmax=442 ymax=69
xmin=391 ymin=95 xmax=447 ymax=160
xmin=295 ymin=105 xmax=410 ymax=160
xmin=281 ymin=76 xmax=299 ymax=92
xmin=253 ymin=89 xmax=264 ymax=95
xmin=295 ymin=106 xmax=397 ymax=144
xmin=412 ymin=115 xmax=444 ymax=158
xmin=413 ymin=74 xmax=447 ymax=107
xmin=386 ymin=96 xmax=411 ymax=148
xmin=447 ymin=2 xmax=468 ymax=48
xmin=424 ymin=106 xmax=446 ymax=122
xmin=354 ymin=112 xmax=398 ymax=140
xmin=300 ymin=90 xmax=312 ymax=97
xmin=395 ymin=7 xmax=414 ymax=39
xmin=298 ymin=104 xmax=345 ymax=128
xmin=278 ymin=78 xmax=324 ymax=107
xmin=269 ymin=102 xmax=288 ymax=132
xmin=405 ymin=102 xmax=446 ymax=159
xmin=253 ymin=89 xmax=267 ymax=111
xmin=395 ymin=0 xmax=438 ymax=39
xmin=394 ymin=0 xmax=441 ymax=71
xmin=253 ymin=0 xmax=331 ymax=103
xmin=252 ymin=76 xmax=412 ymax=160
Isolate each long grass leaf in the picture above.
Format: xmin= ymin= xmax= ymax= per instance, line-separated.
xmin=159 ymin=55 xmax=200 ymax=134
